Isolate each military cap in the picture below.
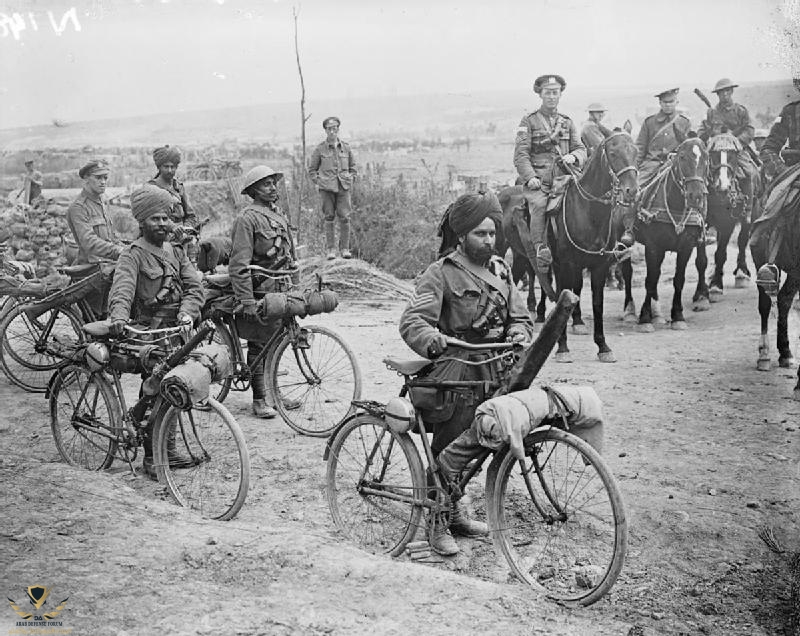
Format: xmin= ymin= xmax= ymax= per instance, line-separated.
xmin=533 ymin=74 xmax=566 ymax=94
xmin=587 ymin=102 xmax=606 ymax=112
xmin=655 ymin=88 xmax=679 ymax=99
xmin=78 ymin=159 xmax=110 ymax=179
xmin=712 ymin=78 xmax=738 ymax=93
xmin=322 ymin=116 xmax=341 ymax=129
xmin=23 ymin=156 xmax=35 ymax=164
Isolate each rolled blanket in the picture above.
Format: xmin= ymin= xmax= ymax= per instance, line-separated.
xmin=473 ymin=385 xmax=605 ymax=459
xmin=161 ymin=359 xmax=212 ymax=409
xmin=259 ymin=289 xmax=338 ymax=319
xmin=187 ymin=342 xmax=231 ymax=383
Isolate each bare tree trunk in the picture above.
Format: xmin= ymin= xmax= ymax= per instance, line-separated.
xmin=293 ymin=6 xmax=311 ymax=245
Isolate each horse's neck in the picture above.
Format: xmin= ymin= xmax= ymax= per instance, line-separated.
xmin=577 ymin=151 xmax=612 ymax=197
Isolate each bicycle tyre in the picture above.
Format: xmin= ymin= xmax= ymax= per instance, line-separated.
xmin=49 ymin=364 xmax=120 ymax=470
xmin=153 ymin=398 xmax=250 ymax=521
xmin=207 ymin=318 xmax=235 ymax=404
xmin=0 ymin=303 xmax=84 ymax=392
xmin=487 ymin=428 xmax=627 ymax=606
xmin=325 ymin=414 xmax=424 ymax=556
xmin=268 ymin=324 xmax=362 ymax=437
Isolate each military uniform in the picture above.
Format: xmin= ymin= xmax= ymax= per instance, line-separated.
xmin=66 ymin=187 xmax=123 ymax=264
xmin=147 ymin=177 xmax=197 ymax=227
xmin=581 ymin=120 xmax=607 ymax=157
xmin=107 ymin=237 xmax=204 ymax=327
xmin=635 ymin=111 xmax=692 ymax=183
xmin=399 ymin=249 xmax=533 ymax=456
xmin=761 ymin=100 xmax=800 ymax=170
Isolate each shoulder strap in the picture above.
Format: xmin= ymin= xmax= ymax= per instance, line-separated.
xmin=448 ymin=250 xmax=509 ymax=299
xmin=652 ymin=115 xmax=678 ymax=141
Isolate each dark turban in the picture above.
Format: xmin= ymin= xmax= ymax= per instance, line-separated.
xmin=130 ymin=184 xmax=174 ymax=222
xmin=152 ymin=145 xmax=182 ymax=167
xmin=437 ymin=192 xmax=502 ymax=257
xmin=78 ymin=159 xmax=110 ymax=179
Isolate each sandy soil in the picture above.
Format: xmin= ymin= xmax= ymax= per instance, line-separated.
xmin=2 ymin=247 xmax=799 ymax=636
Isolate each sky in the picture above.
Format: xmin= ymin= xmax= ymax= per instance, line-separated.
xmin=0 ymin=0 xmax=797 ymax=129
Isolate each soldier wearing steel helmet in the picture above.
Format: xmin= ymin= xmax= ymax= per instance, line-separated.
xmin=229 ymin=165 xmax=298 ymax=419
xmin=581 ymin=103 xmax=612 ymax=156
xmin=513 ymin=74 xmax=586 ymax=269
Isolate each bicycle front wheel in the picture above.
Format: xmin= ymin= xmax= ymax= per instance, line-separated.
xmin=269 ymin=325 xmax=362 ymax=437
xmin=488 ymin=428 xmax=627 ymax=606
xmin=50 ymin=364 xmax=120 ymax=470
xmin=325 ymin=414 xmax=424 ymax=556
xmin=0 ymin=304 xmax=83 ymax=392
xmin=154 ymin=398 xmax=250 ymax=521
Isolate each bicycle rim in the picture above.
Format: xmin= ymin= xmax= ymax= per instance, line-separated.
xmin=270 ymin=325 xmax=362 ymax=437
xmin=49 ymin=365 xmax=119 ymax=470
xmin=0 ymin=304 xmax=83 ymax=392
xmin=155 ymin=398 xmax=250 ymax=521
xmin=490 ymin=428 xmax=627 ymax=606
xmin=325 ymin=415 xmax=424 ymax=556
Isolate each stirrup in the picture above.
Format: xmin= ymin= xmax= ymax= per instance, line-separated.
xmin=756 ymin=264 xmax=780 ymax=296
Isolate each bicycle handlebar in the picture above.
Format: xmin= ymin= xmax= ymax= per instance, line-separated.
xmin=246 ymin=264 xmax=300 ymax=277
xmin=444 ymin=337 xmax=522 ymax=351
xmin=123 ymin=324 xmax=184 ymax=336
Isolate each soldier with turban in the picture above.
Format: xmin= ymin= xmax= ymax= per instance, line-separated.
xmin=399 ymin=191 xmax=533 ymax=556
xmin=148 ymin=145 xmax=196 ymax=226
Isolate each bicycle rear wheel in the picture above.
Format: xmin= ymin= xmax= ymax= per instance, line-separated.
xmin=49 ymin=364 xmax=120 ymax=470
xmin=325 ymin=414 xmax=424 ymax=556
xmin=154 ymin=398 xmax=250 ymax=521
xmin=0 ymin=304 xmax=83 ymax=392
xmin=269 ymin=324 xmax=361 ymax=437
xmin=488 ymin=428 xmax=627 ymax=606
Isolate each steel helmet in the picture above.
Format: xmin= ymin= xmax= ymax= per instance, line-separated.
xmin=587 ymin=102 xmax=606 ymax=112
xmin=240 ymin=165 xmax=284 ymax=194
xmin=712 ymin=78 xmax=738 ymax=93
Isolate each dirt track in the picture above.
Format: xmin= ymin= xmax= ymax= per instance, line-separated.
xmin=2 ymin=247 xmax=799 ymax=636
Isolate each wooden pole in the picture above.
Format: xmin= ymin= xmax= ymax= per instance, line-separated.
xmin=292 ymin=6 xmax=311 ymax=244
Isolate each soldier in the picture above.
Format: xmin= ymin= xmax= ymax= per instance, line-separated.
xmin=581 ymin=103 xmax=612 ymax=156
xmin=760 ymin=78 xmax=800 ymax=177
xmin=229 ymin=166 xmax=298 ymax=419
xmin=107 ymin=185 xmax=204 ymax=480
xmin=308 ymin=116 xmax=357 ymax=260
xmin=399 ymin=192 xmax=533 ymax=555
xmin=635 ymin=88 xmax=692 ymax=183
xmin=66 ymin=159 xmax=123 ymax=264
xmin=513 ymin=74 xmax=586 ymax=270
xmin=147 ymin=145 xmax=197 ymax=228
xmin=19 ymin=157 xmax=43 ymax=205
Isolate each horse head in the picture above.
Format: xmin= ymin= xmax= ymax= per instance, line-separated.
xmin=672 ymin=137 xmax=709 ymax=211
xmin=707 ymin=131 xmax=741 ymax=194
xmin=590 ymin=131 xmax=639 ymax=246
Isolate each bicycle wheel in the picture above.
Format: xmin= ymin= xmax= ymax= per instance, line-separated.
xmin=154 ymin=398 xmax=250 ymax=521
xmin=207 ymin=319 xmax=234 ymax=404
xmin=50 ymin=364 xmax=120 ymax=470
xmin=488 ymin=428 xmax=627 ymax=606
xmin=269 ymin=324 xmax=362 ymax=437
xmin=325 ymin=414 xmax=424 ymax=556
xmin=0 ymin=304 xmax=83 ymax=392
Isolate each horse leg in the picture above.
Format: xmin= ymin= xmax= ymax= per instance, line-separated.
xmin=637 ymin=243 xmax=663 ymax=333
xmin=620 ymin=258 xmax=637 ymax=323
xmin=693 ymin=238 xmax=711 ymax=312
xmin=757 ymin=281 xmax=773 ymax=371
xmin=734 ymin=219 xmax=752 ymax=286
xmin=776 ymin=275 xmax=800 ymax=368
xmin=709 ymin=221 xmax=733 ymax=299
xmin=512 ymin=256 xmax=536 ymax=316
xmin=671 ymin=244 xmax=691 ymax=330
xmin=590 ymin=264 xmax=615 ymax=362
xmin=571 ymin=268 xmax=589 ymax=335
xmin=553 ymin=263 xmax=573 ymax=363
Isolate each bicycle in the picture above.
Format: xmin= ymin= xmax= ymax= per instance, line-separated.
xmin=48 ymin=320 xmax=250 ymax=521
xmin=203 ymin=264 xmax=362 ymax=437
xmin=0 ymin=262 xmax=112 ymax=392
xmin=325 ymin=332 xmax=627 ymax=606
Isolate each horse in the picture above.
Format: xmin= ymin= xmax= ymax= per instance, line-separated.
xmin=499 ymin=131 xmax=639 ymax=363
xmin=698 ymin=132 xmax=759 ymax=298
xmin=749 ymin=162 xmax=800 ymax=393
xmin=620 ymin=136 xmax=710 ymax=331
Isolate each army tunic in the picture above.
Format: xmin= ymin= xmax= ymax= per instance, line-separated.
xmin=761 ymin=101 xmax=800 ymax=167
xmin=698 ymin=102 xmax=759 ymax=192
xmin=581 ymin=120 xmax=607 ymax=157
xmin=513 ymin=109 xmax=587 ymax=187
xmin=147 ymin=178 xmax=197 ymax=226
xmin=308 ymin=139 xmax=357 ymax=193
xmin=635 ymin=112 xmax=692 ymax=183
xmin=107 ymin=237 xmax=204 ymax=325
xmin=66 ymin=187 xmax=123 ymax=264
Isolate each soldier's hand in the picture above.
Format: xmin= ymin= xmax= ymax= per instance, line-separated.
xmin=509 ymin=332 xmax=528 ymax=347
xmin=241 ymin=303 xmax=260 ymax=321
xmin=109 ymin=319 xmax=127 ymax=338
xmin=525 ymin=177 xmax=541 ymax=190
xmin=562 ymin=153 xmax=577 ymax=166
xmin=426 ymin=334 xmax=448 ymax=358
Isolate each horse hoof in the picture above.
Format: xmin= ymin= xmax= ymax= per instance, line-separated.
xmin=571 ymin=324 xmax=589 ymax=336
xmin=636 ymin=323 xmax=655 ymax=333
xmin=653 ymin=316 xmax=666 ymax=326
xmin=779 ymin=356 xmax=796 ymax=369
xmin=734 ymin=274 xmax=750 ymax=289
xmin=622 ymin=313 xmax=637 ymax=324
xmin=597 ymin=351 xmax=617 ymax=363
xmin=693 ymin=298 xmax=710 ymax=312
xmin=709 ymin=286 xmax=723 ymax=301
xmin=794 ymin=388 xmax=800 ymax=402
xmin=756 ymin=359 xmax=771 ymax=372
xmin=554 ymin=352 xmax=573 ymax=363
xmin=671 ymin=320 xmax=688 ymax=331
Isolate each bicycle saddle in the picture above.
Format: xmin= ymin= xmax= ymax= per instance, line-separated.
xmin=204 ymin=272 xmax=231 ymax=287
xmin=58 ymin=263 xmax=99 ymax=278
xmin=383 ymin=356 xmax=432 ymax=376
xmin=82 ymin=320 xmax=111 ymax=337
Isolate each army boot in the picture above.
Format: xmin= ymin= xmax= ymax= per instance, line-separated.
xmin=252 ymin=398 xmax=277 ymax=419
xmin=429 ymin=514 xmax=459 ymax=556
xmin=449 ymin=500 xmax=489 ymax=537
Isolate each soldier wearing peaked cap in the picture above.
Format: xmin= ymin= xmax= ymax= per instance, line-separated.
xmin=635 ymin=88 xmax=692 ymax=183
xmin=513 ymin=74 xmax=586 ymax=270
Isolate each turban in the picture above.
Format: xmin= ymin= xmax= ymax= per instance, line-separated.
xmin=130 ymin=184 xmax=174 ymax=222
xmin=78 ymin=159 xmax=110 ymax=179
xmin=447 ymin=192 xmax=502 ymax=236
xmin=153 ymin=145 xmax=182 ymax=167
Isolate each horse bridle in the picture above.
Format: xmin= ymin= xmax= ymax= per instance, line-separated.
xmin=563 ymin=132 xmax=639 ymax=208
xmin=668 ymin=140 xmax=708 ymax=203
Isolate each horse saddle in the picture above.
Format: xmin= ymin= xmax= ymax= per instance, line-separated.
xmin=545 ymin=175 xmax=571 ymax=214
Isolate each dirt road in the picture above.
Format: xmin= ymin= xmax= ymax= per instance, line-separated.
xmin=2 ymin=253 xmax=799 ymax=636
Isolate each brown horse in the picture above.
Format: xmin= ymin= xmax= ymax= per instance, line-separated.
xmin=499 ymin=131 xmax=639 ymax=363
xmin=620 ymin=136 xmax=710 ymax=331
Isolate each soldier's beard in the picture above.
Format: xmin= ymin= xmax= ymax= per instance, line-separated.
xmin=463 ymin=241 xmax=492 ymax=265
